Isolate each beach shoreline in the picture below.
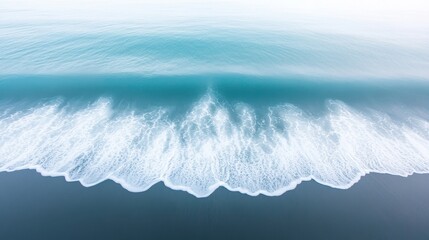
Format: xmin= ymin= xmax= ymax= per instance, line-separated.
xmin=1 ymin=170 xmax=429 ymax=240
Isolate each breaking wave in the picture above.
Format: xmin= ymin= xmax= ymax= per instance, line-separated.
xmin=1 ymin=94 xmax=428 ymax=197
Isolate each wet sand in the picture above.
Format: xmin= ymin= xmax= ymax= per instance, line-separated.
xmin=1 ymin=170 xmax=429 ymax=240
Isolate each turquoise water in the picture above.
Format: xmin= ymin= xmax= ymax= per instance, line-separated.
xmin=1 ymin=0 xmax=429 ymax=197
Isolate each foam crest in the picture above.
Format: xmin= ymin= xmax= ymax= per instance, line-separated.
xmin=0 ymin=96 xmax=428 ymax=197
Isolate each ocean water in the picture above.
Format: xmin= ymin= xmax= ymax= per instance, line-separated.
xmin=1 ymin=0 xmax=429 ymax=198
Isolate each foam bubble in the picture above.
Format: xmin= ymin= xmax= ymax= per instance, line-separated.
xmin=0 ymin=95 xmax=428 ymax=197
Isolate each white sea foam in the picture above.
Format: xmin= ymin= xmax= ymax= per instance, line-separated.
xmin=0 ymin=95 xmax=428 ymax=197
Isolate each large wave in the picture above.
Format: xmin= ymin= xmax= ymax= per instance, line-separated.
xmin=1 ymin=91 xmax=428 ymax=197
